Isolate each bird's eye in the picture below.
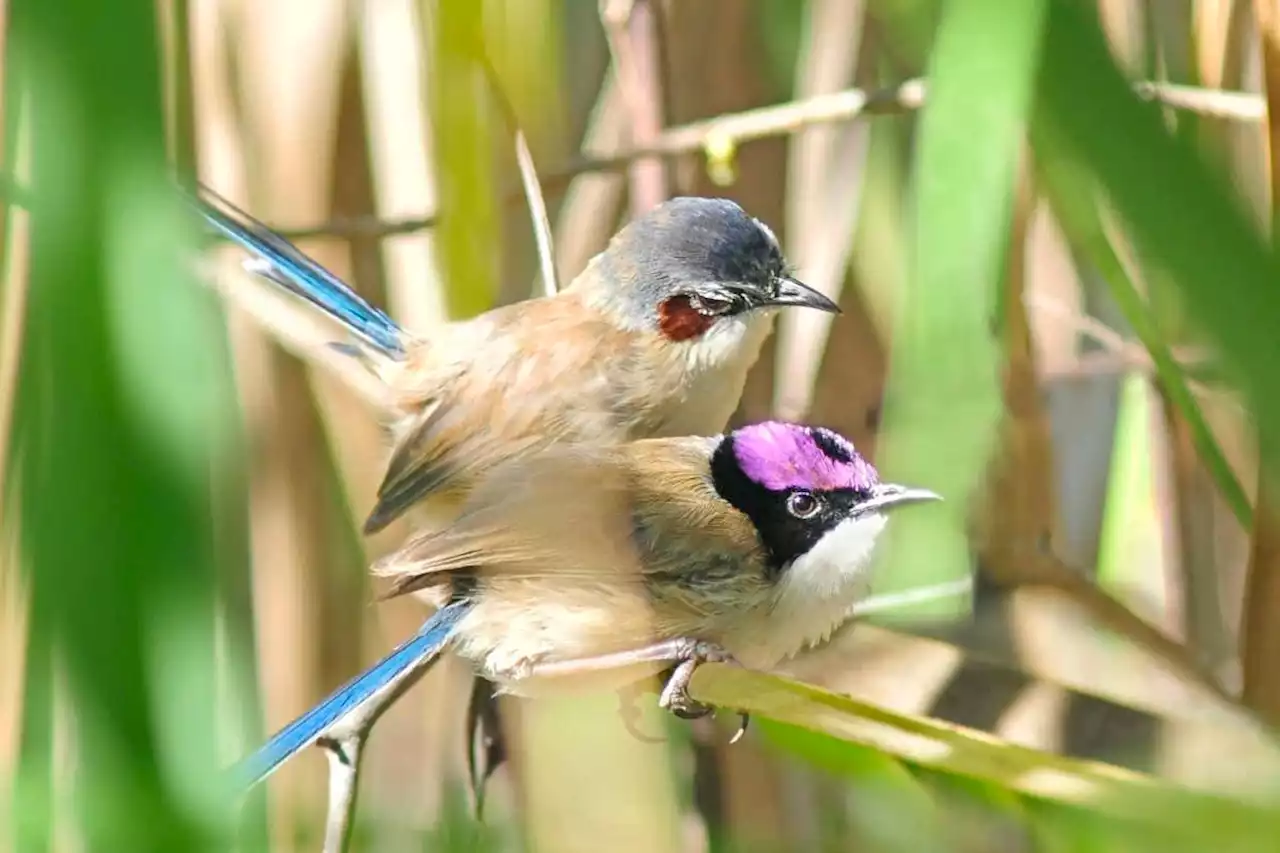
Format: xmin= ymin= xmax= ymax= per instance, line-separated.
xmin=786 ymin=490 xmax=821 ymax=519
xmin=689 ymin=293 xmax=735 ymax=315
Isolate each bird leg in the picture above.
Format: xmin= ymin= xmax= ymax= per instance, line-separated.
xmin=521 ymin=637 xmax=749 ymax=741
xmin=465 ymin=676 xmax=508 ymax=819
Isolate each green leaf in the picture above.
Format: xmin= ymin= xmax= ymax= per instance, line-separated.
xmin=688 ymin=664 xmax=1280 ymax=835
xmin=1031 ymin=128 xmax=1253 ymax=529
xmin=875 ymin=0 xmax=1047 ymax=618
xmin=1034 ymin=0 xmax=1280 ymax=469
xmin=9 ymin=0 xmax=244 ymax=847
xmin=761 ymin=722 xmax=948 ymax=853
xmin=424 ymin=0 xmax=499 ymax=318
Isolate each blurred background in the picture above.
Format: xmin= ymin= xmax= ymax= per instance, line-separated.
xmin=8 ymin=0 xmax=1280 ymax=850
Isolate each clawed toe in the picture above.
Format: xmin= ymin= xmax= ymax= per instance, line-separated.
xmin=656 ymin=641 xmax=750 ymax=742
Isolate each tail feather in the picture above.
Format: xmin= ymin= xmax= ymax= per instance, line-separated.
xmin=191 ymin=184 xmax=406 ymax=360
xmin=231 ymin=601 xmax=471 ymax=790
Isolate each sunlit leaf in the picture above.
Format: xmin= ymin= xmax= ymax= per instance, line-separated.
xmin=1034 ymin=0 xmax=1280 ymax=466
xmin=875 ymin=0 xmax=1046 ymax=619
xmin=689 ymin=664 xmax=1280 ymax=834
xmin=1032 ymin=131 xmax=1253 ymax=529
xmin=9 ymin=0 xmax=243 ymax=847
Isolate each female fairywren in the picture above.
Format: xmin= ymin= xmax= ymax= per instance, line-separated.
xmin=236 ymin=421 xmax=940 ymax=788
xmin=194 ymin=188 xmax=841 ymax=542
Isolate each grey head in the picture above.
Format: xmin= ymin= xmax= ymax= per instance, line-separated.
xmin=579 ymin=197 xmax=840 ymax=340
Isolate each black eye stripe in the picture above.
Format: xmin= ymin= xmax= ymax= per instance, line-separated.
xmin=711 ymin=436 xmax=859 ymax=573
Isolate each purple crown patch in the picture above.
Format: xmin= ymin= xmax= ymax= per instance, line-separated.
xmin=732 ymin=421 xmax=878 ymax=493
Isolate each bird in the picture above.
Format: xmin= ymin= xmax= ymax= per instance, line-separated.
xmin=232 ymin=420 xmax=941 ymax=788
xmin=193 ymin=187 xmax=842 ymax=541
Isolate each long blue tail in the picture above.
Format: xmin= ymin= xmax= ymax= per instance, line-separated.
xmin=191 ymin=184 xmax=406 ymax=360
xmin=232 ymin=601 xmax=472 ymax=790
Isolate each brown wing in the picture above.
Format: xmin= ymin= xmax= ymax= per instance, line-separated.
xmin=372 ymin=437 xmax=765 ymax=601
xmin=371 ymin=444 xmax=647 ymax=597
xmin=363 ymin=295 xmax=649 ymax=534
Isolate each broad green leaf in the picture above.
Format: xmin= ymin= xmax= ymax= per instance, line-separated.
xmin=875 ymin=0 xmax=1046 ymax=619
xmin=1034 ymin=0 xmax=1280 ymax=469
xmin=1032 ymin=129 xmax=1253 ymax=528
xmin=688 ymin=664 xmax=1280 ymax=834
xmin=10 ymin=0 xmax=243 ymax=847
xmin=424 ymin=0 xmax=498 ymax=318
xmin=762 ymin=722 xmax=948 ymax=853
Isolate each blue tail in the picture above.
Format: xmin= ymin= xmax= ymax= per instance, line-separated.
xmin=191 ymin=184 xmax=406 ymax=360
xmin=232 ymin=601 xmax=472 ymax=790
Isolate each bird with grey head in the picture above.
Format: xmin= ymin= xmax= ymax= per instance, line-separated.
xmin=193 ymin=189 xmax=840 ymax=539
xmin=231 ymin=420 xmax=941 ymax=789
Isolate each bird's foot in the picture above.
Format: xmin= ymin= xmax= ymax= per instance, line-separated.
xmin=657 ymin=640 xmax=750 ymax=743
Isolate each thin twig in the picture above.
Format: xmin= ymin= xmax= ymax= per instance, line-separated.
xmin=1026 ymin=293 xmax=1129 ymax=352
xmin=1134 ymin=79 xmax=1267 ymax=120
xmin=602 ymin=0 xmax=669 ymax=213
xmin=274 ymin=78 xmax=925 ymax=240
xmin=1027 ymin=294 xmax=1239 ymax=408
xmin=0 ymin=79 xmax=1264 ymax=243
xmin=514 ymin=131 xmax=559 ymax=296
xmin=850 ymin=578 xmax=975 ymax=618
xmin=312 ymin=641 xmax=451 ymax=853
xmin=265 ymin=78 xmax=1260 ymax=241
xmin=319 ymin=735 xmax=363 ymax=853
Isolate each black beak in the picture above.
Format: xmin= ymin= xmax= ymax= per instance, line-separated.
xmin=853 ymin=483 xmax=943 ymax=517
xmin=762 ymin=275 xmax=841 ymax=314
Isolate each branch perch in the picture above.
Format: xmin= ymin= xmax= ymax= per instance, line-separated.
xmin=221 ymin=78 xmax=1260 ymax=242
xmin=311 ymin=641 xmax=449 ymax=853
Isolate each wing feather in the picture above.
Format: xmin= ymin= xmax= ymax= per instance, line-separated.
xmin=372 ymin=445 xmax=646 ymax=597
xmin=363 ymin=297 xmax=648 ymax=533
xmin=371 ymin=437 xmax=765 ymax=604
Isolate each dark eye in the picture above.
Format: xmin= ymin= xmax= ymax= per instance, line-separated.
xmin=786 ymin=490 xmax=820 ymax=519
xmin=689 ymin=293 xmax=735 ymax=315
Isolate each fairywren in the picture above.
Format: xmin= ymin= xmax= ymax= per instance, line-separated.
xmin=234 ymin=421 xmax=940 ymax=787
xmin=195 ymin=189 xmax=840 ymax=539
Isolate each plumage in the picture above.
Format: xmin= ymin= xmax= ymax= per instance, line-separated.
xmin=195 ymin=183 xmax=850 ymax=790
xmin=232 ymin=600 xmax=471 ymax=787
xmin=372 ymin=424 xmax=938 ymax=687
xmin=193 ymin=185 xmax=838 ymax=542
xmin=228 ymin=421 xmax=941 ymax=790
xmin=195 ymin=188 xmax=405 ymax=360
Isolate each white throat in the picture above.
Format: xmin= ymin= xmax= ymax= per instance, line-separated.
xmin=658 ymin=311 xmax=776 ymax=436
xmin=731 ymin=514 xmax=888 ymax=670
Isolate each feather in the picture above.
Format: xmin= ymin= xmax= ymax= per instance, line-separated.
xmin=373 ymin=437 xmax=765 ymax=596
xmin=363 ymin=297 xmax=663 ymax=533
xmin=230 ymin=600 xmax=470 ymax=789
xmin=190 ymin=184 xmax=406 ymax=360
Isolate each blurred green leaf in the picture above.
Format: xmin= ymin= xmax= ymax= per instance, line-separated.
xmin=10 ymin=624 xmax=54 ymax=853
xmin=1032 ymin=133 xmax=1253 ymax=529
xmin=875 ymin=0 xmax=1046 ymax=619
xmin=1033 ymin=0 xmax=1280 ymax=466
xmin=1094 ymin=374 xmax=1162 ymax=596
xmin=760 ymin=722 xmax=948 ymax=853
xmin=919 ymin=770 xmax=1034 ymax=853
xmin=425 ymin=0 xmax=499 ymax=318
xmin=9 ymin=0 xmax=243 ymax=848
xmin=689 ymin=663 xmax=1280 ymax=833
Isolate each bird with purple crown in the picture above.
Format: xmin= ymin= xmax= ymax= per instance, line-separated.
xmin=233 ymin=420 xmax=940 ymax=789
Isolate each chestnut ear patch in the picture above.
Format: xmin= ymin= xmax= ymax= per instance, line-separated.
xmin=658 ymin=295 xmax=715 ymax=341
